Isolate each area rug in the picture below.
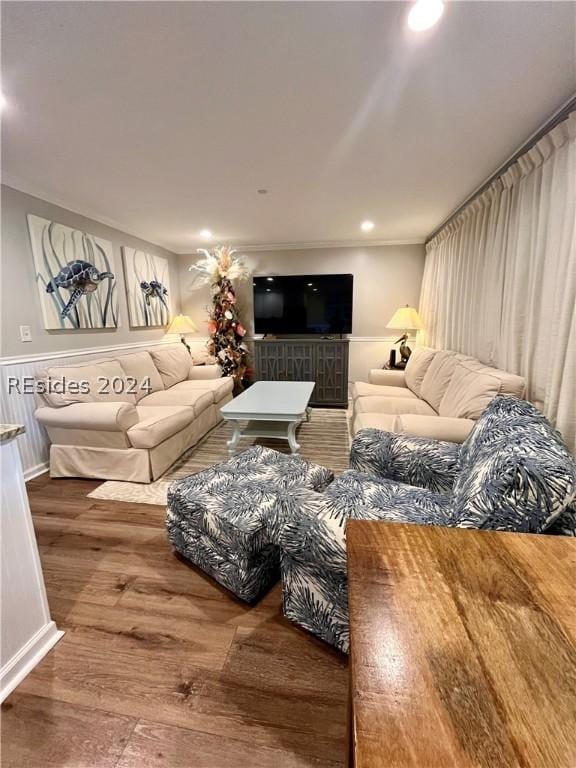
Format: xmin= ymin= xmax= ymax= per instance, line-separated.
xmin=88 ymin=408 xmax=351 ymax=506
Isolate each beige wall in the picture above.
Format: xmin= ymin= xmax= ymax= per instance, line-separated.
xmin=1 ymin=185 xmax=181 ymax=358
xmin=179 ymin=244 xmax=426 ymax=381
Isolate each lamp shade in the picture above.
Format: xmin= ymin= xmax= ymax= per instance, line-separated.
xmin=167 ymin=314 xmax=199 ymax=335
xmin=386 ymin=305 xmax=424 ymax=331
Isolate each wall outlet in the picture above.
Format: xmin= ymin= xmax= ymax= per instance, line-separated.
xmin=20 ymin=325 xmax=32 ymax=343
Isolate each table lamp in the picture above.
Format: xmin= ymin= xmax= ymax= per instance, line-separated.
xmin=167 ymin=314 xmax=199 ymax=354
xmin=386 ymin=305 xmax=423 ymax=363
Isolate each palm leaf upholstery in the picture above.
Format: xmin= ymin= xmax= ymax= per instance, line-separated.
xmin=280 ymin=396 xmax=576 ymax=652
xmin=274 ymin=477 xmax=452 ymax=653
xmin=452 ymin=396 xmax=576 ymax=532
xmin=546 ymin=505 xmax=576 ymax=536
xmin=166 ymin=446 xmax=334 ymax=603
xmin=350 ymin=429 xmax=460 ymax=493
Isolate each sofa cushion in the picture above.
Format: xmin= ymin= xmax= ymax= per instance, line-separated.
xmin=116 ymin=351 xmax=165 ymax=401
xmin=148 ymin=346 xmax=192 ymax=389
xmin=174 ymin=377 xmax=234 ymax=404
xmin=138 ymin=386 xmax=214 ymax=416
xmin=419 ymin=350 xmax=459 ymax=411
xmin=438 ymin=362 xmax=502 ymax=419
xmin=404 ymin=347 xmax=437 ymax=397
xmin=439 ymin=360 xmax=526 ymax=420
xmin=354 ymin=396 xmax=436 ymax=417
xmin=44 ymin=360 xmax=136 ymax=407
xmin=353 ymin=412 xmax=399 ymax=435
xmin=127 ymin=405 xmax=195 ymax=449
xmin=352 ymin=382 xmax=417 ymax=400
xmin=191 ymin=348 xmax=217 ymax=366
xmin=398 ymin=414 xmax=475 ymax=443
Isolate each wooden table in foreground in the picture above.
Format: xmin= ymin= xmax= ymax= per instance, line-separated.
xmin=346 ymin=521 xmax=576 ymax=768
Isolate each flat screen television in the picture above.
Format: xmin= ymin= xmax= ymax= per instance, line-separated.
xmin=253 ymin=273 xmax=353 ymax=335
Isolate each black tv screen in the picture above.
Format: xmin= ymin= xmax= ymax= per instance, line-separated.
xmin=253 ymin=274 xmax=353 ymax=335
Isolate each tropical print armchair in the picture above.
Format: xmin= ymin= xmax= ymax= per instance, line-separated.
xmin=279 ymin=395 xmax=576 ymax=652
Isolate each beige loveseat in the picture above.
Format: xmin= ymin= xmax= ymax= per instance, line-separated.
xmin=34 ymin=345 xmax=233 ymax=482
xmin=351 ymin=347 xmax=525 ymax=442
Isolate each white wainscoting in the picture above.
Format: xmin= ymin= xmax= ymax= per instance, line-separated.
xmin=0 ymin=335 xmax=400 ymax=478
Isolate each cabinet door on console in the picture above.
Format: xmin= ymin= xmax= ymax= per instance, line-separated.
xmin=284 ymin=342 xmax=315 ymax=382
xmin=314 ymin=342 xmax=349 ymax=406
xmin=256 ymin=343 xmax=286 ymax=380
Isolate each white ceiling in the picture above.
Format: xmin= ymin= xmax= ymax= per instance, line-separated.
xmin=2 ymin=1 xmax=575 ymax=253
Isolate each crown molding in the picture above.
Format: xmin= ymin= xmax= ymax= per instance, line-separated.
xmin=2 ymin=179 xmax=178 ymax=255
xmin=232 ymin=238 xmax=425 ymax=252
xmin=2 ymin=181 xmax=425 ymax=254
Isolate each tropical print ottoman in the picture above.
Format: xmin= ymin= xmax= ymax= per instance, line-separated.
xmin=166 ymin=445 xmax=334 ymax=603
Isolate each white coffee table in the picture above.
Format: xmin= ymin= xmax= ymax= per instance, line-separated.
xmin=219 ymin=381 xmax=315 ymax=456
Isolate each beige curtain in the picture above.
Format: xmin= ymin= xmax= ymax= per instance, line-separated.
xmin=420 ymin=113 xmax=576 ymax=450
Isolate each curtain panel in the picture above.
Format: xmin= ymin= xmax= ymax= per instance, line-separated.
xmin=420 ymin=113 xmax=576 ymax=450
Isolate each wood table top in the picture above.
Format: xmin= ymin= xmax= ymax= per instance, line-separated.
xmin=346 ymin=521 xmax=576 ymax=768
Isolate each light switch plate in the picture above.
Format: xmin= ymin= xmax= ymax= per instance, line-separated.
xmin=20 ymin=325 xmax=32 ymax=342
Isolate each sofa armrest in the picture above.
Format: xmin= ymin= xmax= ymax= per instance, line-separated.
xmin=350 ymin=428 xmax=460 ymax=494
xmin=368 ymin=369 xmax=407 ymax=387
xmin=188 ymin=364 xmax=223 ymax=380
xmin=398 ymin=415 xmax=475 ymax=444
xmin=35 ymin=402 xmax=139 ymax=432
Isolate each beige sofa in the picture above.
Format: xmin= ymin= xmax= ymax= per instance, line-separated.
xmin=34 ymin=345 xmax=233 ymax=482
xmin=351 ymin=347 xmax=526 ymax=442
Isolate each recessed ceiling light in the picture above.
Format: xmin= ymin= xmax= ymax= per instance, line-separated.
xmin=307 ymin=283 xmax=313 ymax=287
xmin=407 ymin=0 xmax=444 ymax=32
xmin=361 ymin=220 xmax=375 ymax=232
xmin=266 ymin=277 xmax=274 ymax=282
xmin=199 ymin=229 xmax=212 ymax=240
xmin=313 ymin=288 xmax=318 ymax=292
xmin=266 ymin=288 xmax=271 ymax=292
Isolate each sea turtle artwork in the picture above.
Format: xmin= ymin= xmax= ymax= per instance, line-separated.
xmin=121 ymin=247 xmax=172 ymax=327
xmin=140 ymin=279 xmax=169 ymax=309
xmin=47 ymin=260 xmax=114 ymax=319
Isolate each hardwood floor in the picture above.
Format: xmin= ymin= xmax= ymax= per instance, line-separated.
xmin=1 ymin=475 xmax=347 ymax=768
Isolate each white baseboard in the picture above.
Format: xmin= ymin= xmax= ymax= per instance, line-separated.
xmin=23 ymin=461 xmax=50 ymax=481
xmin=0 ymin=621 xmax=64 ymax=703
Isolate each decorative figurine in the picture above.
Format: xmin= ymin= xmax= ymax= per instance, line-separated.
xmin=395 ymin=333 xmax=412 ymax=362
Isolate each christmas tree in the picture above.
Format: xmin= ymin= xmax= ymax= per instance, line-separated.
xmin=190 ymin=246 xmax=249 ymax=388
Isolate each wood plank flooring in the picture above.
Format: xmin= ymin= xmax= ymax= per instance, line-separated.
xmin=1 ymin=475 xmax=348 ymax=768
